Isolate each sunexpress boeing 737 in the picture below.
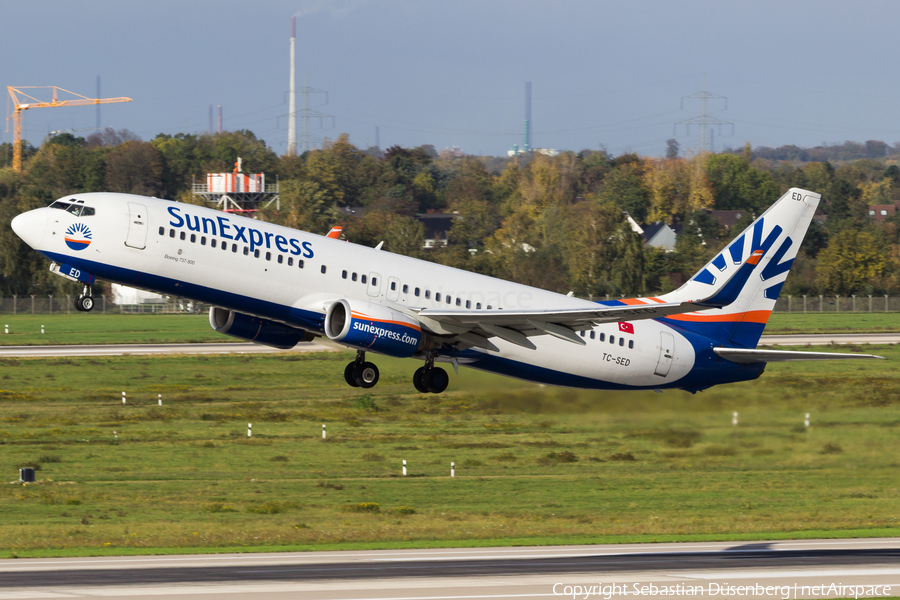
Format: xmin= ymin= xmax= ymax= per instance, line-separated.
xmin=10 ymin=187 xmax=882 ymax=394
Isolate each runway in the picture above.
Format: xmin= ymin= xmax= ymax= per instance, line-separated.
xmin=1 ymin=539 xmax=898 ymax=599
xmin=0 ymin=333 xmax=896 ymax=358
xmin=0 ymin=340 xmax=336 ymax=357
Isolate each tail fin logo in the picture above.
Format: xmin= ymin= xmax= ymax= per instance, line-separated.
xmin=64 ymin=223 xmax=92 ymax=251
xmin=692 ymin=215 xmax=793 ymax=292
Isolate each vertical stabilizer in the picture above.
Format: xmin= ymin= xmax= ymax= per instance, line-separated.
xmin=657 ymin=188 xmax=820 ymax=347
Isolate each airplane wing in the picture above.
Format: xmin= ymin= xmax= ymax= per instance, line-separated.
xmin=714 ymin=348 xmax=885 ymax=363
xmin=415 ymin=247 xmax=766 ymax=351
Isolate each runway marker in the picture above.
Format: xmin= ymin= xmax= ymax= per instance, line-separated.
xmin=41 ymin=325 xmax=44 ymax=334
xmin=805 ymin=412 xmax=810 ymax=428
xmin=122 ymin=391 xmax=126 ymax=405
xmin=402 ymin=459 xmax=407 ymax=476
xmin=451 ymin=462 xmax=455 ymax=478
xmin=248 ymin=423 xmax=252 ymax=438
xmin=732 ymin=411 xmax=738 ymax=426
xmin=158 ymin=394 xmax=162 ymax=406
xmin=4 ymin=324 xmax=7 ymax=334
xmin=322 ymin=424 xmax=326 ymax=439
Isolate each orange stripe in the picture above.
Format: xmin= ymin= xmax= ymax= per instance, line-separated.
xmin=746 ymin=249 xmax=764 ymax=265
xmin=648 ymin=297 xmax=665 ymax=303
xmin=665 ymin=310 xmax=771 ymax=324
xmin=350 ymin=311 xmax=422 ymax=332
xmin=618 ymin=298 xmax=648 ymax=306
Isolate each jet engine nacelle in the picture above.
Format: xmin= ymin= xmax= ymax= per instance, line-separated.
xmin=209 ymin=307 xmax=314 ymax=349
xmin=324 ymin=299 xmax=428 ymax=357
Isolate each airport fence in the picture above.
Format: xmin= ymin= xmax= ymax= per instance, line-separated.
xmin=0 ymin=296 xmax=207 ymax=315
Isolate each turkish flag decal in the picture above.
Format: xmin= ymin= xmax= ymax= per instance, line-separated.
xmin=618 ymin=322 xmax=634 ymax=334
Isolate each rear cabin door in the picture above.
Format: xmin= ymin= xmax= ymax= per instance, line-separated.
xmin=125 ymin=202 xmax=148 ymax=250
xmin=654 ymin=331 xmax=675 ymax=377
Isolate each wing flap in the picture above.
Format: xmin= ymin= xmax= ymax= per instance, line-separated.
xmin=715 ymin=347 xmax=885 ymax=364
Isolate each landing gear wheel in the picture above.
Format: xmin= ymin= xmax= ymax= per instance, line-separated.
xmin=74 ymin=297 xmax=85 ymax=312
xmin=354 ymin=362 xmax=379 ymax=388
xmin=424 ymin=367 xmax=449 ymax=394
xmin=413 ymin=367 xmax=428 ymax=393
xmin=80 ymin=296 xmax=94 ymax=312
xmin=344 ymin=362 xmax=360 ymax=387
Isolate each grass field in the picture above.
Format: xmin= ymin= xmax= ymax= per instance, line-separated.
xmin=1 ymin=345 xmax=898 ymax=558
xmin=0 ymin=312 xmax=898 ymax=347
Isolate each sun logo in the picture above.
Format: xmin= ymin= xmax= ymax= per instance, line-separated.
xmin=64 ymin=222 xmax=92 ymax=251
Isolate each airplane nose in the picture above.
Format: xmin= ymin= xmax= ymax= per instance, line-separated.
xmin=11 ymin=209 xmax=47 ymax=249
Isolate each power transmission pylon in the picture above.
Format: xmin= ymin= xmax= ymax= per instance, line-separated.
xmin=298 ymin=72 xmax=333 ymax=154
xmin=674 ymin=76 xmax=733 ymax=154
xmin=6 ymin=86 xmax=132 ymax=171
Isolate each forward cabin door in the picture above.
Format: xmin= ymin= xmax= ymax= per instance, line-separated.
xmin=654 ymin=331 xmax=675 ymax=377
xmin=367 ymin=272 xmax=382 ymax=298
xmin=125 ymin=202 xmax=148 ymax=250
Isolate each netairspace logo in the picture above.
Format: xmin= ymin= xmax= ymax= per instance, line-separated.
xmin=64 ymin=222 xmax=92 ymax=251
xmin=551 ymin=583 xmax=893 ymax=599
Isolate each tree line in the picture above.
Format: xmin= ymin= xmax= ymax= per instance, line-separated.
xmin=1 ymin=130 xmax=899 ymax=299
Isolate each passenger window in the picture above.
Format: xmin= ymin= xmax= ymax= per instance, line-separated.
xmin=619 ymin=338 xmax=624 ymax=347
xmin=352 ymin=272 xmax=358 ymax=282
xmin=403 ymin=284 xmax=408 ymax=293
xmin=580 ymin=331 xmax=585 ymax=337
xmin=465 ymin=300 xmax=470 ymax=308
xmin=600 ymin=333 xmax=605 ymax=342
xmin=456 ymin=298 xmax=461 ymax=306
xmin=222 ymin=242 xmax=227 ymax=251
xmin=169 ymin=229 xmax=175 ymax=238
xmin=265 ymin=252 xmax=271 ymax=261
xmin=321 ymin=265 xmax=327 ymax=274
xmin=278 ymin=255 xmax=283 ymax=264
xmin=298 ymin=260 xmax=304 ymax=268
xmin=487 ymin=305 xmax=492 ymax=309
xmin=476 ymin=302 xmax=481 ymax=309
xmin=425 ymin=290 xmax=431 ymax=299
xmin=211 ymin=239 xmax=217 ymax=248
xmin=288 ymin=257 xmax=293 ymax=266
xmin=628 ymin=340 xmax=634 ymax=349
xmin=243 ymin=247 xmax=249 ymax=256
xmin=158 ymin=226 xmax=165 ymax=236
xmin=191 ymin=234 xmax=196 ymax=243
xmin=435 ymin=293 xmax=441 ymax=302
xmin=361 ymin=274 xmax=367 ymax=284
xmin=372 ymin=277 xmax=378 ymax=286
xmin=254 ymin=249 xmax=260 ymax=258
xmin=231 ymin=243 xmax=237 ymax=253
xmin=342 ymin=270 xmax=348 ymax=279
xmin=180 ymin=231 xmax=186 ymax=241
xmin=610 ymin=335 xmax=615 ymax=344
xmin=390 ymin=281 xmax=396 ymax=291
xmin=415 ymin=287 xmax=420 ymax=297
xmin=590 ymin=331 xmax=595 ymax=339
xmin=447 ymin=296 xmax=453 ymax=305
xmin=201 ymin=236 xmax=206 ymax=245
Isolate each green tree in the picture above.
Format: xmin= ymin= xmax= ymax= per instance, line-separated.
xmin=816 ymin=229 xmax=886 ymax=294
xmin=705 ymin=153 xmax=780 ymax=212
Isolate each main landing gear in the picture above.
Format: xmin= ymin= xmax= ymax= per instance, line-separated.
xmin=75 ymin=286 xmax=94 ymax=312
xmin=413 ymin=354 xmax=449 ymax=394
xmin=344 ymin=350 xmax=380 ymax=389
xmin=341 ymin=351 xmax=450 ymax=394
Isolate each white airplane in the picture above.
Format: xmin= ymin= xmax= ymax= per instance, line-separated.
xmin=10 ymin=187 xmax=882 ymax=394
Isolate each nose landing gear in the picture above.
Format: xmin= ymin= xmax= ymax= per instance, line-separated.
xmin=344 ymin=350 xmax=380 ymax=389
xmin=413 ymin=354 xmax=448 ymax=394
xmin=75 ymin=286 xmax=94 ymax=312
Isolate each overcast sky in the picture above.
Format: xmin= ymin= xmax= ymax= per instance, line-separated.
xmin=5 ymin=0 xmax=900 ymax=158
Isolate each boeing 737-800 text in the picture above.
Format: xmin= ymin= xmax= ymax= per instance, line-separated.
xmin=10 ymin=187 xmax=881 ymax=393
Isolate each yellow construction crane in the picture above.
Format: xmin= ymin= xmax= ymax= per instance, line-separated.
xmin=5 ymin=86 xmax=132 ymax=172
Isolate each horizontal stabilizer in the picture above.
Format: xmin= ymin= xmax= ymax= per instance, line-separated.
xmin=714 ymin=347 xmax=885 ymax=364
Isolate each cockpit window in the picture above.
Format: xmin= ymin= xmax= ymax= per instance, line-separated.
xmin=48 ymin=201 xmax=95 ymax=217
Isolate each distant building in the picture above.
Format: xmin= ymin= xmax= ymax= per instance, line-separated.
xmin=642 ymin=222 xmax=678 ymax=252
xmin=440 ymin=146 xmax=465 ymax=159
xmin=709 ymin=209 xmax=747 ymax=230
xmin=868 ymin=202 xmax=899 ymax=221
xmin=418 ymin=213 xmax=457 ymax=248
